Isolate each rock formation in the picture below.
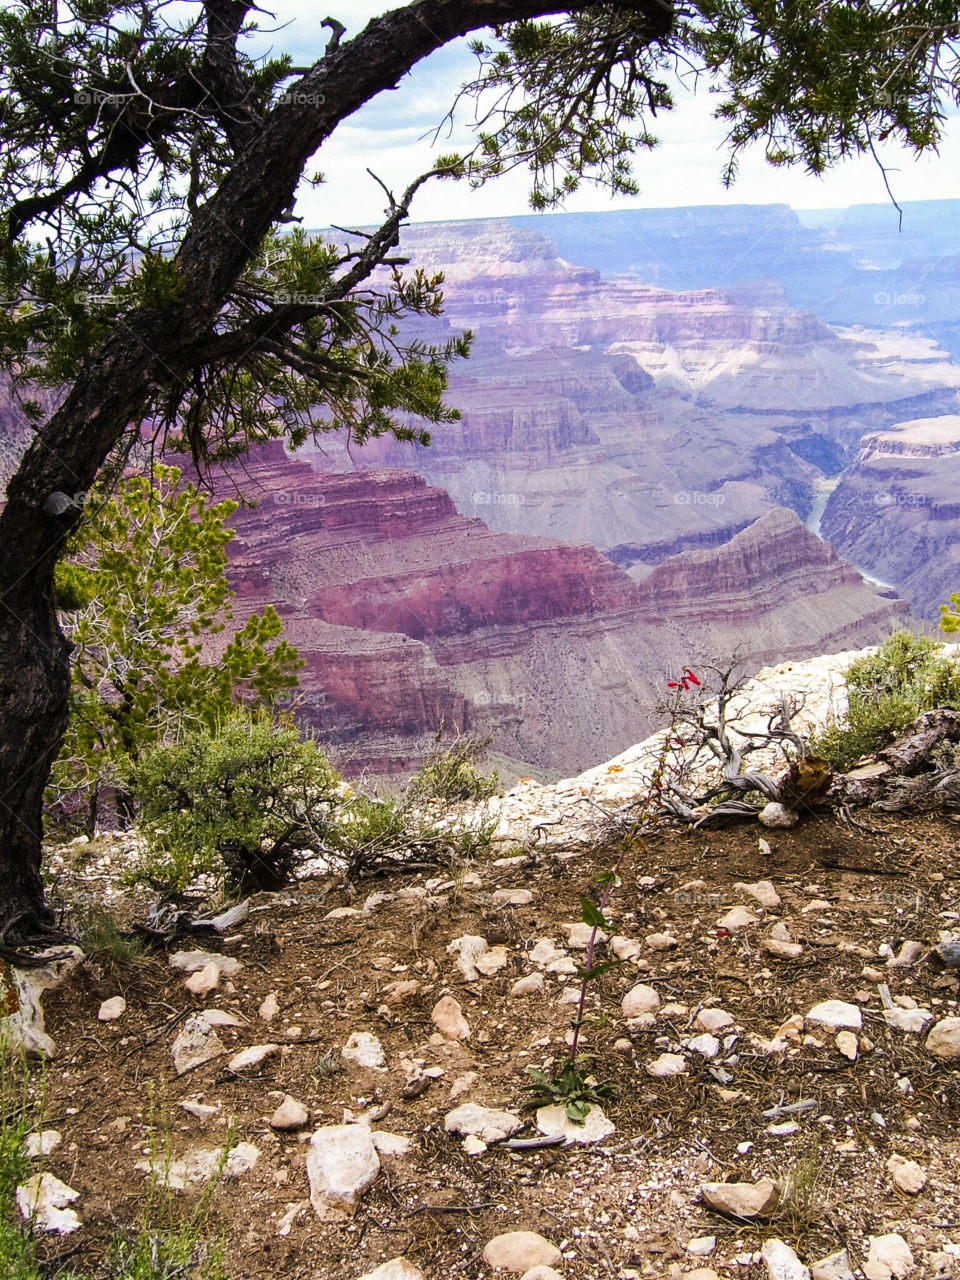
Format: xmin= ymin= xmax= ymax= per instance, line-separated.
xmin=820 ymin=415 xmax=960 ymax=619
xmin=212 ymin=444 xmax=906 ymax=777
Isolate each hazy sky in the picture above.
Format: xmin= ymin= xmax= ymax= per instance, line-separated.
xmin=253 ymin=2 xmax=960 ymax=228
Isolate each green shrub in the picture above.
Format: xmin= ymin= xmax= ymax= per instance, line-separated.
xmin=811 ymin=629 xmax=960 ymax=771
xmin=405 ymin=732 xmax=500 ymax=806
xmin=129 ymin=710 xmax=342 ymax=893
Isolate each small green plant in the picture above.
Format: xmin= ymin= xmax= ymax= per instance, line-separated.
xmin=940 ymin=592 xmax=960 ymax=634
xmin=108 ymin=1088 xmax=231 ymax=1280
xmin=405 ymin=730 xmax=500 ymax=806
xmin=0 ymin=1045 xmax=42 ymax=1280
xmin=810 ymin=629 xmax=960 ymax=771
xmin=315 ymin=1049 xmax=343 ymax=1080
xmin=522 ymin=1057 xmax=618 ymax=1124
xmin=776 ymin=1150 xmax=831 ymax=1230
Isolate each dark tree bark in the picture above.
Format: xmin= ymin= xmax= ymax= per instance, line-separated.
xmin=0 ymin=0 xmax=669 ymax=937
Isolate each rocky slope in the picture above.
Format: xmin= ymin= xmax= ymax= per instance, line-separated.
xmin=820 ymin=415 xmax=960 ymax=619
xmin=213 ymin=445 xmax=906 ymax=778
xmin=6 ymin=651 xmax=960 ymax=1280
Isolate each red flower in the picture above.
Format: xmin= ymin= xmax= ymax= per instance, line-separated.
xmin=685 ymin=670 xmax=701 ymax=686
xmin=667 ymin=680 xmax=679 ymax=689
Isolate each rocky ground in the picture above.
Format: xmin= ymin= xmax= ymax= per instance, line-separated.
xmin=6 ymin=795 xmax=960 ymax=1280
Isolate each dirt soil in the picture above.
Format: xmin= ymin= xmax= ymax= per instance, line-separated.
xmin=29 ymin=807 xmax=960 ymax=1279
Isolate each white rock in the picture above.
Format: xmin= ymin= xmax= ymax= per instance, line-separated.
xmin=98 ymin=996 xmax=126 ymax=1022
xmin=475 ymin=946 xmax=510 ymax=976
xmin=483 ymin=1231 xmax=562 ymax=1272
xmin=431 ymin=995 xmax=470 ymax=1041
xmin=324 ymin=906 xmax=361 ymax=920
xmin=805 ymin=1000 xmax=862 ymax=1031
xmin=446 ymin=935 xmax=489 ymax=981
xmin=737 ymin=880 xmax=782 ymax=909
xmin=462 ymin=1134 xmax=487 ymax=1156
xmin=184 ymin=961 xmax=221 ymax=996
xmin=511 ymin=973 xmax=544 ymax=997
xmin=168 ymin=950 xmax=241 ymax=975
xmin=180 ymin=1101 xmax=220 ymax=1120
xmin=23 ymin=1130 xmax=62 ymax=1159
xmin=492 ymin=889 xmax=534 ymax=907
xmin=863 ymin=1233 xmax=914 ymax=1279
xmin=686 ymin=1033 xmax=720 ymax=1058
xmin=258 ymin=991 xmax=280 ymax=1022
xmin=646 ymin=1052 xmax=687 ymax=1078
xmin=371 ymin=1131 xmax=414 ymax=1158
xmin=716 ymin=906 xmax=758 ymax=930
xmin=835 ymin=1031 xmax=858 ymax=1060
xmin=887 ymin=940 xmax=924 ymax=968
xmin=535 ymin=1102 xmax=615 ymax=1145
xmin=622 ymin=983 xmax=660 ymax=1017
xmin=519 ymin=1269 xmax=565 ymax=1280
xmin=137 ymin=1142 xmax=260 ymax=1190
xmin=545 ymin=956 xmax=577 ymax=976
xmin=761 ymin=1238 xmax=811 ymax=1280
xmin=926 ymin=1016 xmax=960 ymax=1059
xmin=764 ymin=938 xmax=804 ymax=960
xmin=227 ymin=1043 xmax=279 ymax=1073
xmin=811 ymin=1249 xmax=855 ymax=1280
xmin=686 ymin=1235 xmax=717 ymax=1256
xmin=444 ymin=1103 xmax=522 ymax=1144
xmin=342 ymin=1031 xmax=387 ymax=1069
xmin=449 ymin=1071 xmax=479 ymax=1101
xmin=270 ymin=1096 xmax=309 ymax=1130
xmin=700 ymin=1179 xmax=779 ymax=1219
xmin=564 ymin=922 xmax=606 ymax=949
xmin=529 ymin=939 xmax=566 ymax=966
xmin=609 ymin=935 xmax=643 ymax=961
xmin=361 ymin=892 xmax=394 ymax=914
xmin=759 ymin=803 xmax=798 ymax=828
xmin=15 ymin=1173 xmax=80 ymax=1233
xmin=201 ymin=1009 xmax=245 ymax=1028
xmin=0 ymin=947 xmax=83 ymax=1058
xmin=694 ymin=1008 xmax=735 ymax=1033
xmin=307 ymin=1125 xmax=380 ymax=1218
xmin=646 ymin=932 xmax=679 ymax=950
xmin=886 ymin=1154 xmax=927 ymax=1194
xmin=172 ymin=1014 xmax=226 ymax=1075
xmin=356 ymin=1258 xmax=426 ymax=1280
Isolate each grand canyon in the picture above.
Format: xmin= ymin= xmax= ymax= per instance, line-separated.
xmin=4 ymin=201 xmax=959 ymax=778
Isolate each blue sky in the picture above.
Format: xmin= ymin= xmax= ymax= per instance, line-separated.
xmin=252 ymin=3 xmax=960 ymax=228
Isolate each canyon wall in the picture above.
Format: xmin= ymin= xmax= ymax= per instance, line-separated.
xmin=302 ymin=220 xmax=960 ymax=570
xmin=820 ymin=415 xmax=960 ymax=620
xmin=215 ymin=444 xmax=907 ymax=777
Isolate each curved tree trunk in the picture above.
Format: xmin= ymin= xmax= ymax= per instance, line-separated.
xmin=0 ymin=0 xmax=668 ymax=939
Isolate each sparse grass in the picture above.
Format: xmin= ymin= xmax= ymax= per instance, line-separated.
xmin=775 ymin=1149 xmax=832 ymax=1232
xmin=0 ymin=1046 xmax=43 ymax=1280
xmin=1 ymin=1056 xmax=229 ymax=1280
xmin=74 ymin=902 xmax=143 ymax=965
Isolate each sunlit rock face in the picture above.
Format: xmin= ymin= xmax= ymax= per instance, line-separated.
xmin=821 ymin=415 xmax=960 ymax=619
xmin=296 ymin=219 xmax=960 ymax=570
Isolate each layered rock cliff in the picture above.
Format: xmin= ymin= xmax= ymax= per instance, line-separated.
xmin=820 ymin=415 xmax=960 ymax=619
xmin=304 ymin=220 xmax=960 ymax=567
xmin=214 ymin=445 xmax=907 ymax=777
